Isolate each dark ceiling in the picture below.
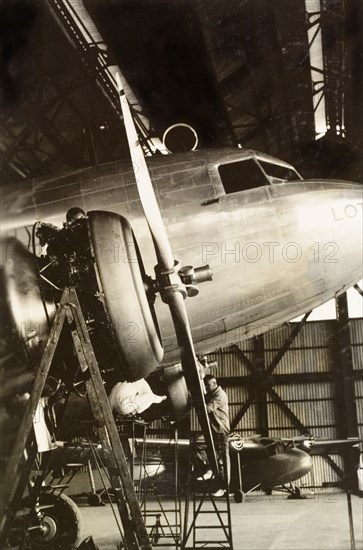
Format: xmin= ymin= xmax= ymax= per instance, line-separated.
xmin=0 ymin=0 xmax=362 ymax=184
xmin=85 ymin=0 xmax=230 ymax=145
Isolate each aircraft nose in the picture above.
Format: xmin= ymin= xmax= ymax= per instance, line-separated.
xmin=317 ymin=179 xmax=363 ymax=287
xmin=288 ymin=449 xmax=313 ymax=478
xmin=310 ymin=178 xmax=362 ymax=221
xmin=290 ymin=179 xmax=363 ymax=297
xmin=179 ymin=176 xmax=362 ymax=349
xmin=297 ymin=178 xmax=363 ymax=224
xmin=322 ymin=179 xmax=363 ymax=217
xmin=299 ymin=452 xmax=313 ymax=475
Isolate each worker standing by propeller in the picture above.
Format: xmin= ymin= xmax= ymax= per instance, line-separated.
xmin=196 ymin=374 xmax=231 ymax=497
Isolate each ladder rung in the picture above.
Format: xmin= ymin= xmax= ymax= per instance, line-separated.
xmin=146 ymin=522 xmax=180 ymax=527
xmin=194 ymin=542 xmax=231 ymax=546
xmin=194 ymin=525 xmax=228 ymax=531
xmin=198 ymin=510 xmax=228 ymax=515
xmin=148 ymin=533 xmax=175 ymax=546
xmin=185 ymin=547 xmax=232 ymax=549
xmin=141 ymin=510 xmax=179 ymax=517
xmin=145 ymin=522 xmax=180 ymax=526
xmin=194 ymin=545 xmax=232 ymax=548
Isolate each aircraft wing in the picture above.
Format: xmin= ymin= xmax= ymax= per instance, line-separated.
xmin=290 ymin=436 xmax=363 ymax=455
xmin=46 ymin=441 xmax=164 ymax=476
xmin=134 ymin=434 xmax=266 ymax=455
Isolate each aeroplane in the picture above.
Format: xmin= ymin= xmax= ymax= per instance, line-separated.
xmin=2 ymin=129 xmax=363 ymax=420
xmin=19 ymin=426 xmax=311 ymax=504
xmin=1 ymin=76 xmax=363 ymax=549
xmin=132 ymin=432 xmax=315 ymax=503
xmin=230 ymin=434 xmax=363 ymax=501
xmin=2 ymin=130 xmax=363 ymax=364
xmin=132 ymin=433 xmax=362 ymax=503
xmin=47 ymin=433 xmax=362 ymax=506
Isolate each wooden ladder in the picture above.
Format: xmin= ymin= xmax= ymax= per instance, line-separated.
xmin=0 ymin=287 xmax=152 ymax=550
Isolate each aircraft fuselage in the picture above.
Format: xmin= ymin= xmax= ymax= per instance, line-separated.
xmin=238 ymin=448 xmax=313 ymax=492
xmin=2 ymin=148 xmax=362 ymax=363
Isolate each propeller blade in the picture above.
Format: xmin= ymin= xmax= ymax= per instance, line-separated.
xmin=116 ymin=74 xmax=219 ymax=478
xmin=167 ymin=291 xmax=219 ymax=476
xmin=116 ymin=72 xmax=173 ymax=271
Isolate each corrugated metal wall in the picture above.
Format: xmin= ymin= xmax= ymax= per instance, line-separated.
xmin=352 ymin=319 xmax=363 ymax=442
xmin=202 ymin=317 xmax=363 ymax=488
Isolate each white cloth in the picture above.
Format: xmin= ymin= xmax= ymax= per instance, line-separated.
xmin=109 ymin=379 xmax=165 ymax=417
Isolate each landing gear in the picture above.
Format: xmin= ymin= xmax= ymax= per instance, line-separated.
xmin=286 ymin=484 xmax=306 ymax=500
xmin=87 ymin=492 xmax=104 ymax=507
xmin=23 ymin=493 xmax=82 ymax=550
xmin=233 ymin=489 xmax=245 ymax=503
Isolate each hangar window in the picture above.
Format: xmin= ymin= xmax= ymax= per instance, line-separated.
xmin=218 ymin=159 xmax=267 ymax=194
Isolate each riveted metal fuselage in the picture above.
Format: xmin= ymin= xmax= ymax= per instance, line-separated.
xmin=2 ymin=148 xmax=362 ymax=362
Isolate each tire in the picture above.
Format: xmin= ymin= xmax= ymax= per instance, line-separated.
xmin=233 ymin=490 xmax=245 ymax=503
xmin=87 ymin=211 xmax=163 ymax=381
xmin=29 ymin=493 xmax=82 ymax=550
xmin=87 ymin=492 xmax=104 ymax=507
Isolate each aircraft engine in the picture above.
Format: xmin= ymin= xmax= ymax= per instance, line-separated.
xmin=229 ymin=434 xmax=244 ymax=453
xmin=0 ymin=210 xmax=164 ymax=386
xmin=64 ymin=210 xmax=164 ymax=382
xmin=0 ymin=237 xmax=55 ymax=369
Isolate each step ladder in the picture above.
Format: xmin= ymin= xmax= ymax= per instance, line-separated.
xmin=0 ymin=287 xmax=152 ymax=550
xmin=118 ymin=420 xmax=183 ymax=548
xmin=181 ymin=433 xmax=233 ymax=550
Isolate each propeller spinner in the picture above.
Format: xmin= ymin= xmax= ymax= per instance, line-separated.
xmin=116 ymin=73 xmax=219 ymax=478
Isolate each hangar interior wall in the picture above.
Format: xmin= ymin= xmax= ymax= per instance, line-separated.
xmin=197 ymin=317 xmax=363 ymax=489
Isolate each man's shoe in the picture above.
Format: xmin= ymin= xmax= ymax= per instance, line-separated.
xmin=211 ymin=488 xmax=226 ymax=497
xmin=196 ymin=470 xmax=213 ymax=481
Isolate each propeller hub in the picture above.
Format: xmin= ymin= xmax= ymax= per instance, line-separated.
xmin=155 ymin=261 xmax=188 ymax=302
xmin=154 ymin=262 xmax=213 ymax=302
xmin=179 ymin=264 xmax=213 ymax=286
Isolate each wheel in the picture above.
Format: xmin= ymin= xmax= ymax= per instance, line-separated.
xmin=287 ymin=486 xmax=305 ymax=499
xmin=234 ymin=490 xmax=245 ymax=503
xmin=87 ymin=492 xmax=104 ymax=507
xmin=28 ymin=493 xmax=82 ymax=550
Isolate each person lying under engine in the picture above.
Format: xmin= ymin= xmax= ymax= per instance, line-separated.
xmin=109 ymin=379 xmax=167 ymax=417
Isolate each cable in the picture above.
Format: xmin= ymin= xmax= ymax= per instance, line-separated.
xmin=85 ymin=428 xmax=124 ymax=541
xmin=32 ymin=222 xmax=51 ymax=329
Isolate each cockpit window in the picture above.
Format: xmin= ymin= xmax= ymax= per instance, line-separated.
xmin=218 ymin=157 xmax=301 ymax=194
xmin=218 ymin=159 xmax=267 ymax=194
xmin=258 ymin=160 xmax=301 ymax=183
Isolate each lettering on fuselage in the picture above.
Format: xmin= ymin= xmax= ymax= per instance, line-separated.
xmin=332 ymin=202 xmax=363 ymax=221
